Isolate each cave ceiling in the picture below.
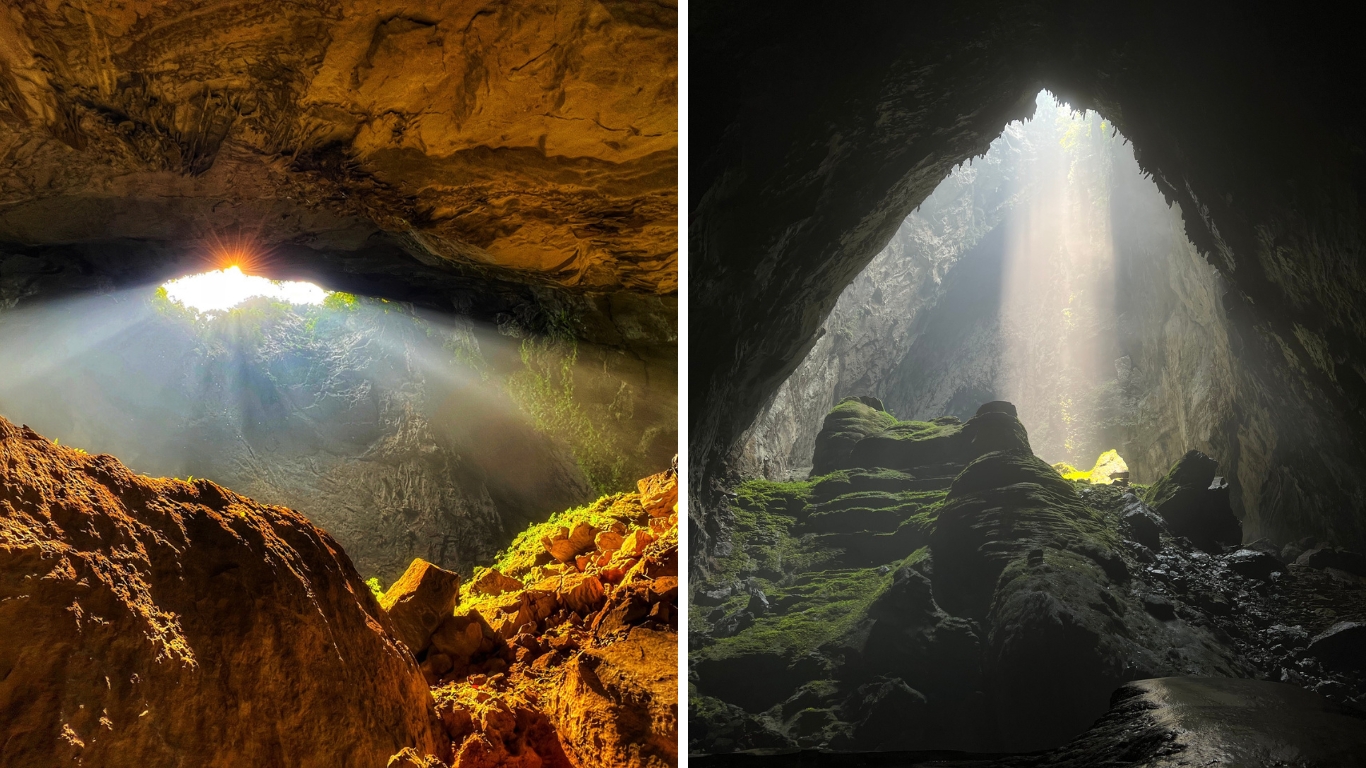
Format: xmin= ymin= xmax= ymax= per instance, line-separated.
xmin=690 ymin=2 xmax=1366 ymax=549
xmin=0 ymin=0 xmax=677 ymax=341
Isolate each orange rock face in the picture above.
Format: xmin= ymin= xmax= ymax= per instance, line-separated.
xmin=0 ymin=418 xmax=445 ymax=766
xmin=382 ymin=558 xmax=463 ymax=654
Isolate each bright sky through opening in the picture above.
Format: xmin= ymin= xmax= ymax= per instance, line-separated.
xmin=162 ymin=266 xmax=328 ymax=312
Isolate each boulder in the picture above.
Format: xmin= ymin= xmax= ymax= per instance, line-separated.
xmin=1295 ymin=546 xmax=1366 ymax=577
xmin=0 ymin=419 xmax=443 ymax=767
xmin=975 ymin=401 xmax=1019 ymax=418
xmin=543 ymin=627 xmax=678 ymax=768
xmin=961 ymin=409 xmax=1031 ymax=455
xmin=470 ymin=568 xmax=523 ymax=597
xmin=1304 ymin=622 xmax=1366 ymax=673
xmin=560 ymin=573 xmax=606 ymax=615
xmin=845 ymin=678 xmax=929 ymax=751
xmin=1121 ymin=498 xmax=1166 ymax=551
xmin=596 ymin=530 xmax=626 ymax=552
xmin=381 ymin=558 xmax=463 ymax=654
xmin=1143 ymin=450 xmax=1242 ymax=551
xmin=1142 ymin=594 xmax=1177 ymax=620
xmin=1041 ymin=678 xmax=1366 ymax=765
xmin=1224 ymin=548 xmax=1284 ymax=581
xmin=637 ymin=467 xmax=679 ymax=517
xmin=542 ymin=522 xmax=600 ymax=563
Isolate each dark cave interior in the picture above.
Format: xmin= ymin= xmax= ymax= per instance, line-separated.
xmin=690 ymin=1 xmax=1366 ymax=764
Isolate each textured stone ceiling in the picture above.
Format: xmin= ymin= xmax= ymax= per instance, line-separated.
xmin=0 ymin=0 xmax=677 ymax=301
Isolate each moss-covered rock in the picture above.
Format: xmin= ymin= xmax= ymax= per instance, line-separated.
xmin=811 ymin=398 xmax=898 ymax=475
xmin=693 ymin=403 xmax=1268 ymax=756
xmin=849 ymin=418 xmax=971 ymax=470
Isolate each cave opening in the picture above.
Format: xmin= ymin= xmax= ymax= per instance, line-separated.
xmin=739 ymin=90 xmax=1198 ymax=488
xmin=690 ymin=88 xmax=1366 ymax=758
xmin=161 ymin=265 xmax=328 ymax=311
xmin=0 ymin=265 xmax=677 ymax=586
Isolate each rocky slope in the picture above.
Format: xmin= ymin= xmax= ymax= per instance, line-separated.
xmin=0 ymin=1 xmax=677 ymax=303
xmin=0 ymin=416 xmax=444 ymax=766
xmin=690 ymin=399 xmax=1366 ymax=756
xmin=377 ymin=463 xmax=680 ymax=768
xmin=0 ymin=290 xmax=676 ymax=585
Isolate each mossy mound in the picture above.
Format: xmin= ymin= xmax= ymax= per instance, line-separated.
xmin=811 ymin=398 xmax=899 ymax=475
xmin=849 ymin=419 xmax=971 ymax=470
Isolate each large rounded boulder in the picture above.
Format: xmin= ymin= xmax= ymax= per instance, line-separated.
xmin=0 ymin=418 xmax=444 ymax=767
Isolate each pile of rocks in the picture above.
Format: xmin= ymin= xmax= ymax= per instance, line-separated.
xmin=378 ymin=464 xmax=680 ymax=768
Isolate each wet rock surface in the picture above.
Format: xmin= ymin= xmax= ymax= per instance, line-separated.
xmin=691 ymin=402 xmax=1366 ymax=757
xmin=0 ymin=417 xmax=443 ymax=766
xmin=691 ymin=677 xmax=1366 ymax=768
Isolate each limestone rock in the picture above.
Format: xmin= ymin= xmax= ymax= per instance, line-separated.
xmin=1224 ymin=548 xmax=1284 ymax=581
xmin=542 ymin=522 xmax=600 ymax=563
xmin=471 ymin=568 xmax=524 ymax=597
xmin=811 ymin=398 xmax=898 ymax=474
xmin=1040 ymin=678 xmax=1366 ymax=766
xmin=638 ymin=466 xmax=679 ymax=517
xmin=1296 ymin=546 xmax=1366 ymax=577
xmin=1304 ymin=622 xmax=1366 ymax=674
xmin=596 ymin=531 xmax=626 ymax=551
xmin=544 ymin=627 xmax=678 ymax=768
xmin=0 ymin=418 xmax=443 ymax=766
xmin=1144 ymin=450 xmax=1242 ymax=551
xmin=1121 ymin=496 xmax=1166 ymax=550
xmin=975 ymin=401 xmax=1018 ymax=418
xmin=560 ymin=573 xmax=606 ymax=616
xmin=381 ymin=558 xmax=462 ymax=654
xmin=0 ymin=0 xmax=678 ymax=298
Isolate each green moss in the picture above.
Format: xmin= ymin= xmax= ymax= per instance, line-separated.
xmin=489 ymin=491 xmax=639 ymax=579
xmin=698 ymin=566 xmax=892 ymax=662
xmin=876 ymin=420 xmax=962 ymax=442
xmin=811 ymin=400 xmax=898 ymax=473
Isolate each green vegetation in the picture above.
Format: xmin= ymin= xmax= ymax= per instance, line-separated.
xmin=700 ymin=567 xmax=892 ymax=662
xmin=487 ymin=490 xmax=641 ymax=580
xmin=365 ymin=577 xmax=385 ymax=600
xmin=51 ymin=438 xmax=88 ymax=456
xmin=322 ymin=292 xmax=358 ymax=311
xmin=506 ymin=333 xmax=626 ymax=495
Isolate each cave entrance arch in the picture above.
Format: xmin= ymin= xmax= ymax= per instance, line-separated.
xmin=690 ymin=4 xmax=1366 ymax=559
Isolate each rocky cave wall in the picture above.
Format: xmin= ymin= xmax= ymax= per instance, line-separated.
xmin=0 ymin=0 xmax=677 ymax=302
xmin=692 ymin=2 xmax=1366 ymax=560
